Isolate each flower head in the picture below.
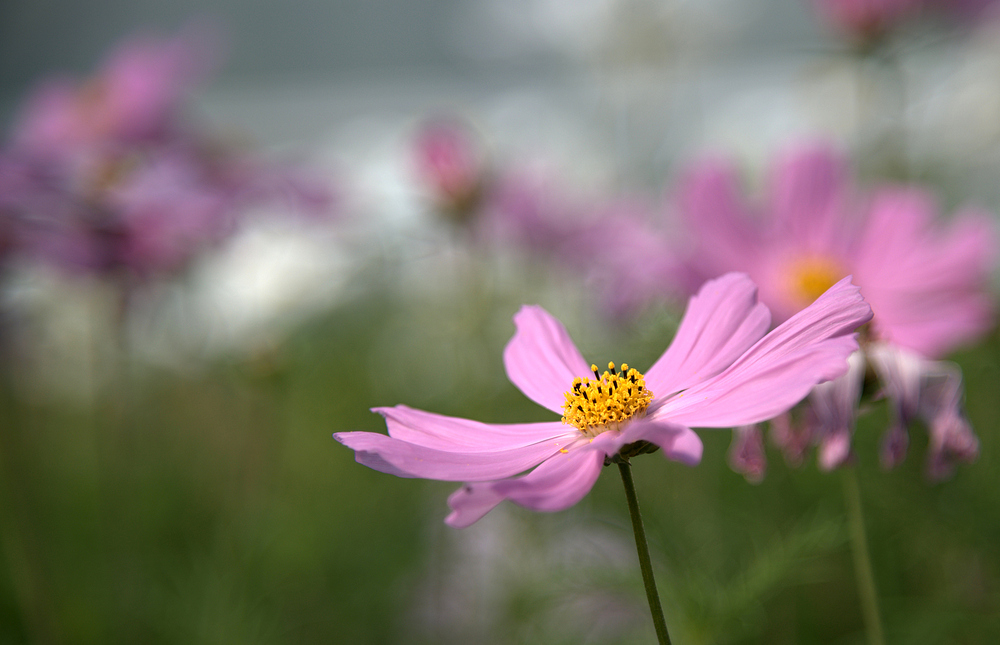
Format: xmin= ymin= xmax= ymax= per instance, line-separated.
xmin=335 ymin=272 xmax=872 ymax=527
xmin=676 ymin=143 xmax=995 ymax=477
xmin=412 ymin=118 xmax=487 ymax=222
xmin=10 ymin=26 xmax=216 ymax=157
xmin=677 ymin=143 xmax=996 ymax=358
xmin=0 ymin=29 xmax=334 ymax=281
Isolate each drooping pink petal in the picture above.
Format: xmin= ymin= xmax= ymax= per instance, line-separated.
xmin=569 ymin=417 xmax=706 ymax=467
xmin=444 ymin=444 xmax=605 ymax=527
xmin=656 ymin=277 xmax=871 ymax=428
xmin=333 ymin=427 xmax=573 ymax=481
xmin=867 ymin=342 xmax=925 ymax=420
xmin=880 ymin=422 xmax=910 ymax=470
xmin=376 ymin=405 xmax=577 ymax=451
xmin=926 ymin=412 xmax=979 ymax=481
xmin=644 ymin=272 xmax=770 ymax=396
xmin=445 ymin=482 xmax=505 ymax=528
xmin=442 ymin=416 xmax=703 ymax=528
xmin=503 ymin=305 xmax=592 ymax=414
xmin=490 ymin=445 xmax=607 ymax=512
xmin=769 ymin=412 xmax=812 ymax=467
xmin=809 ymin=353 xmax=866 ymax=471
xmin=818 ymin=430 xmax=853 ymax=471
xmin=728 ymin=425 xmax=767 ymax=483
xmin=611 ymin=418 xmax=705 ymax=466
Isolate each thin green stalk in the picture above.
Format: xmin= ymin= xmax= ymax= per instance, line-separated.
xmin=842 ymin=468 xmax=885 ymax=645
xmin=618 ymin=459 xmax=672 ymax=645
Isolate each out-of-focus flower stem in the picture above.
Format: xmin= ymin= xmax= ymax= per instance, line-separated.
xmin=617 ymin=459 xmax=672 ymax=645
xmin=842 ymin=468 xmax=885 ymax=645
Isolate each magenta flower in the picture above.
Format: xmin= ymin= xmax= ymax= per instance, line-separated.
xmin=10 ymin=26 xmax=215 ymax=157
xmin=677 ymin=143 xmax=996 ymax=358
xmin=675 ymin=143 xmax=996 ymax=476
xmin=412 ymin=118 xmax=487 ymax=220
xmin=0 ymin=28 xmax=333 ymax=282
xmin=335 ymin=272 xmax=872 ymax=527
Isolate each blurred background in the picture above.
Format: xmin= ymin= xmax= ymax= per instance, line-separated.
xmin=1 ymin=0 xmax=999 ymax=643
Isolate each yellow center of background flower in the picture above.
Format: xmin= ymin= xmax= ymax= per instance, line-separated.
xmin=786 ymin=255 xmax=845 ymax=306
xmin=562 ymin=362 xmax=653 ymax=437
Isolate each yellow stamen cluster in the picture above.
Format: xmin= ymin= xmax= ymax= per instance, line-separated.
xmin=786 ymin=255 xmax=845 ymax=306
xmin=562 ymin=362 xmax=653 ymax=437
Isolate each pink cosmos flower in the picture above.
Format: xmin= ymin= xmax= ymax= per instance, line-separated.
xmin=335 ymin=272 xmax=872 ymax=527
xmin=677 ymin=143 xmax=995 ymax=358
xmin=674 ymin=143 xmax=996 ymax=477
xmin=0 ymin=28 xmax=333 ymax=281
xmin=413 ymin=118 xmax=487 ymax=221
xmin=11 ymin=26 xmax=216 ymax=157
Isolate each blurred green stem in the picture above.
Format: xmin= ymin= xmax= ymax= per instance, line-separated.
xmin=618 ymin=460 xmax=672 ymax=645
xmin=842 ymin=468 xmax=885 ymax=645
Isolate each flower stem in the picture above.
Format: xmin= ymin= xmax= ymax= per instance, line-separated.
xmin=617 ymin=460 xmax=672 ymax=645
xmin=842 ymin=468 xmax=885 ymax=645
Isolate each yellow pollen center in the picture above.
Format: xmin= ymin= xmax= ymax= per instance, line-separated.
xmin=562 ymin=362 xmax=654 ymax=437
xmin=786 ymin=255 xmax=844 ymax=305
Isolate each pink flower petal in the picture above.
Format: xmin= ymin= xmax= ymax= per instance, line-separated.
xmin=444 ymin=445 xmax=605 ymax=527
xmin=728 ymin=425 xmax=767 ymax=483
xmin=442 ymin=416 xmax=701 ymax=528
xmin=503 ymin=305 xmax=592 ymax=414
xmin=855 ymin=191 xmax=998 ymax=357
xmin=810 ymin=353 xmax=866 ymax=471
xmin=657 ymin=277 xmax=871 ymax=427
xmin=583 ymin=418 xmax=704 ymax=466
xmin=333 ymin=427 xmax=575 ymax=481
xmin=445 ymin=482 xmax=505 ymax=528
xmin=376 ymin=405 xmax=577 ymax=451
xmin=768 ymin=144 xmax=848 ymax=248
xmin=644 ymin=272 xmax=770 ymax=396
xmin=491 ymin=445 xmax=606 ymax=512
xmin=677 ymin=157 xmax=762 ymax=279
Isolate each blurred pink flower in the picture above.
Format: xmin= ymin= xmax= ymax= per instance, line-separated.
xmin=813 ymin=0 xmax=922 ymax=42
xmin=10 ymin=26 xmax=217 ymax=157
xmin=676 ymin=143 xmax=996 ymax=358
xmin=0 ymin=28 xmax=334 ymax=281
xmin=676 ymin=143 xmax=995 ymax=477
xmin=413 ymin=118 xmax=487 ymax=221
xmin=335 ymin=272 xmax=871 ymax=527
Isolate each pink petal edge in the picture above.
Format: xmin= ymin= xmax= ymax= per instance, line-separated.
xmin=503 ymin=305 xmax=592 ymax=414
xmin=644 ymin=272 xmax=771 ymax=396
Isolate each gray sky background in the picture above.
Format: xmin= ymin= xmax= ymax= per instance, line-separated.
xmin=0 ymin=0 xmax=821 ymax=97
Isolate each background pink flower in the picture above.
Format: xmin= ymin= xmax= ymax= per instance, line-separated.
xmin=675 ymin=142 xmax=996 ymax=358
xmin=10 ymin=26 xmax=217 ymax=157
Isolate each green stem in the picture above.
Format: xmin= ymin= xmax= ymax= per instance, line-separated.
xmin=618 ymin=459 xmax=672 ymax=645
xmin=842 ymin=468 xmax=885 ymax=645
